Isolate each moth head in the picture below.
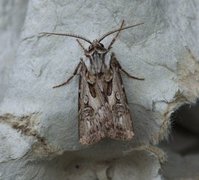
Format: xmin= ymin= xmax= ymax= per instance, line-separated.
xmin=83 ymin=40 xmax=107 ymax=57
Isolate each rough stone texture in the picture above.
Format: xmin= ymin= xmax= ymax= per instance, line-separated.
xmin=0 ymin=0 xmax=28 ymax=102
xmin=0 ymin=0 xmax=199 ymax=179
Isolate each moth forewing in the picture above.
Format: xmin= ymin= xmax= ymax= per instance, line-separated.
xmin=78 ymin=52 xmax=136 ymax=145
xmin=107 ymin=53 xmax=135 ymax=140
xmin=43 ymin=20 xmax=144 ymax=145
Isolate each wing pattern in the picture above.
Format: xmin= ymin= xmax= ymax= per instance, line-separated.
xmin=79 ymin=53 xmax=134 ymax=145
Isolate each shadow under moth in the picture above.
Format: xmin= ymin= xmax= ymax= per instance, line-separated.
xmin=42 ymin=20 xmax=144 ymax=145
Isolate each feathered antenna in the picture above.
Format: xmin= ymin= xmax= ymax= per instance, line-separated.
xmin=40 ymin=32 xmax=92 ymax=44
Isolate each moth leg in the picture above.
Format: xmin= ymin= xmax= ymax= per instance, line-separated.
xmin=120 ymin=68 xmax=145 ymax=80
xmin=111 ymin=52 xmax=144 ymax=80
xmin=53 ymin=62 xmax=82 ymax=88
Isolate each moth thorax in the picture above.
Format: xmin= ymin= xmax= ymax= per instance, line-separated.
xmin=88 ymin=52 xmax=111 ymax=75
xmin=91 ymin=52 xmax=104 ymax=74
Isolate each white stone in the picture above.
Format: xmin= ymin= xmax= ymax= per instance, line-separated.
xmin=0 ymin=0 xmax=199 ymax=179
xmin=0 ymin=124 xmax=31 ymax=162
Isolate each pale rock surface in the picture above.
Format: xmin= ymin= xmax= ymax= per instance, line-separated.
xmin=0 ymin=0 xmax=199 ymax=180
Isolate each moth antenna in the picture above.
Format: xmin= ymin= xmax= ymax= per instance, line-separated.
xmin=107 ymin=20 xmax=125 ymax=51
xmin=40 ymin=32 xmax=92 ymax=44
xmin=76 ymin=39 xmax=86 ymax=51
xmin=98 ymin=22 xmax=144 ymax=42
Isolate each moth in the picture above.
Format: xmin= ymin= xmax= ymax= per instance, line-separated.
xmin=42 ymin=20 xmax=144 ymax=145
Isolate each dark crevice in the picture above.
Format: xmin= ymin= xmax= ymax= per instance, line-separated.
xmin=162 ymin=101 xmax=199 ymax=156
